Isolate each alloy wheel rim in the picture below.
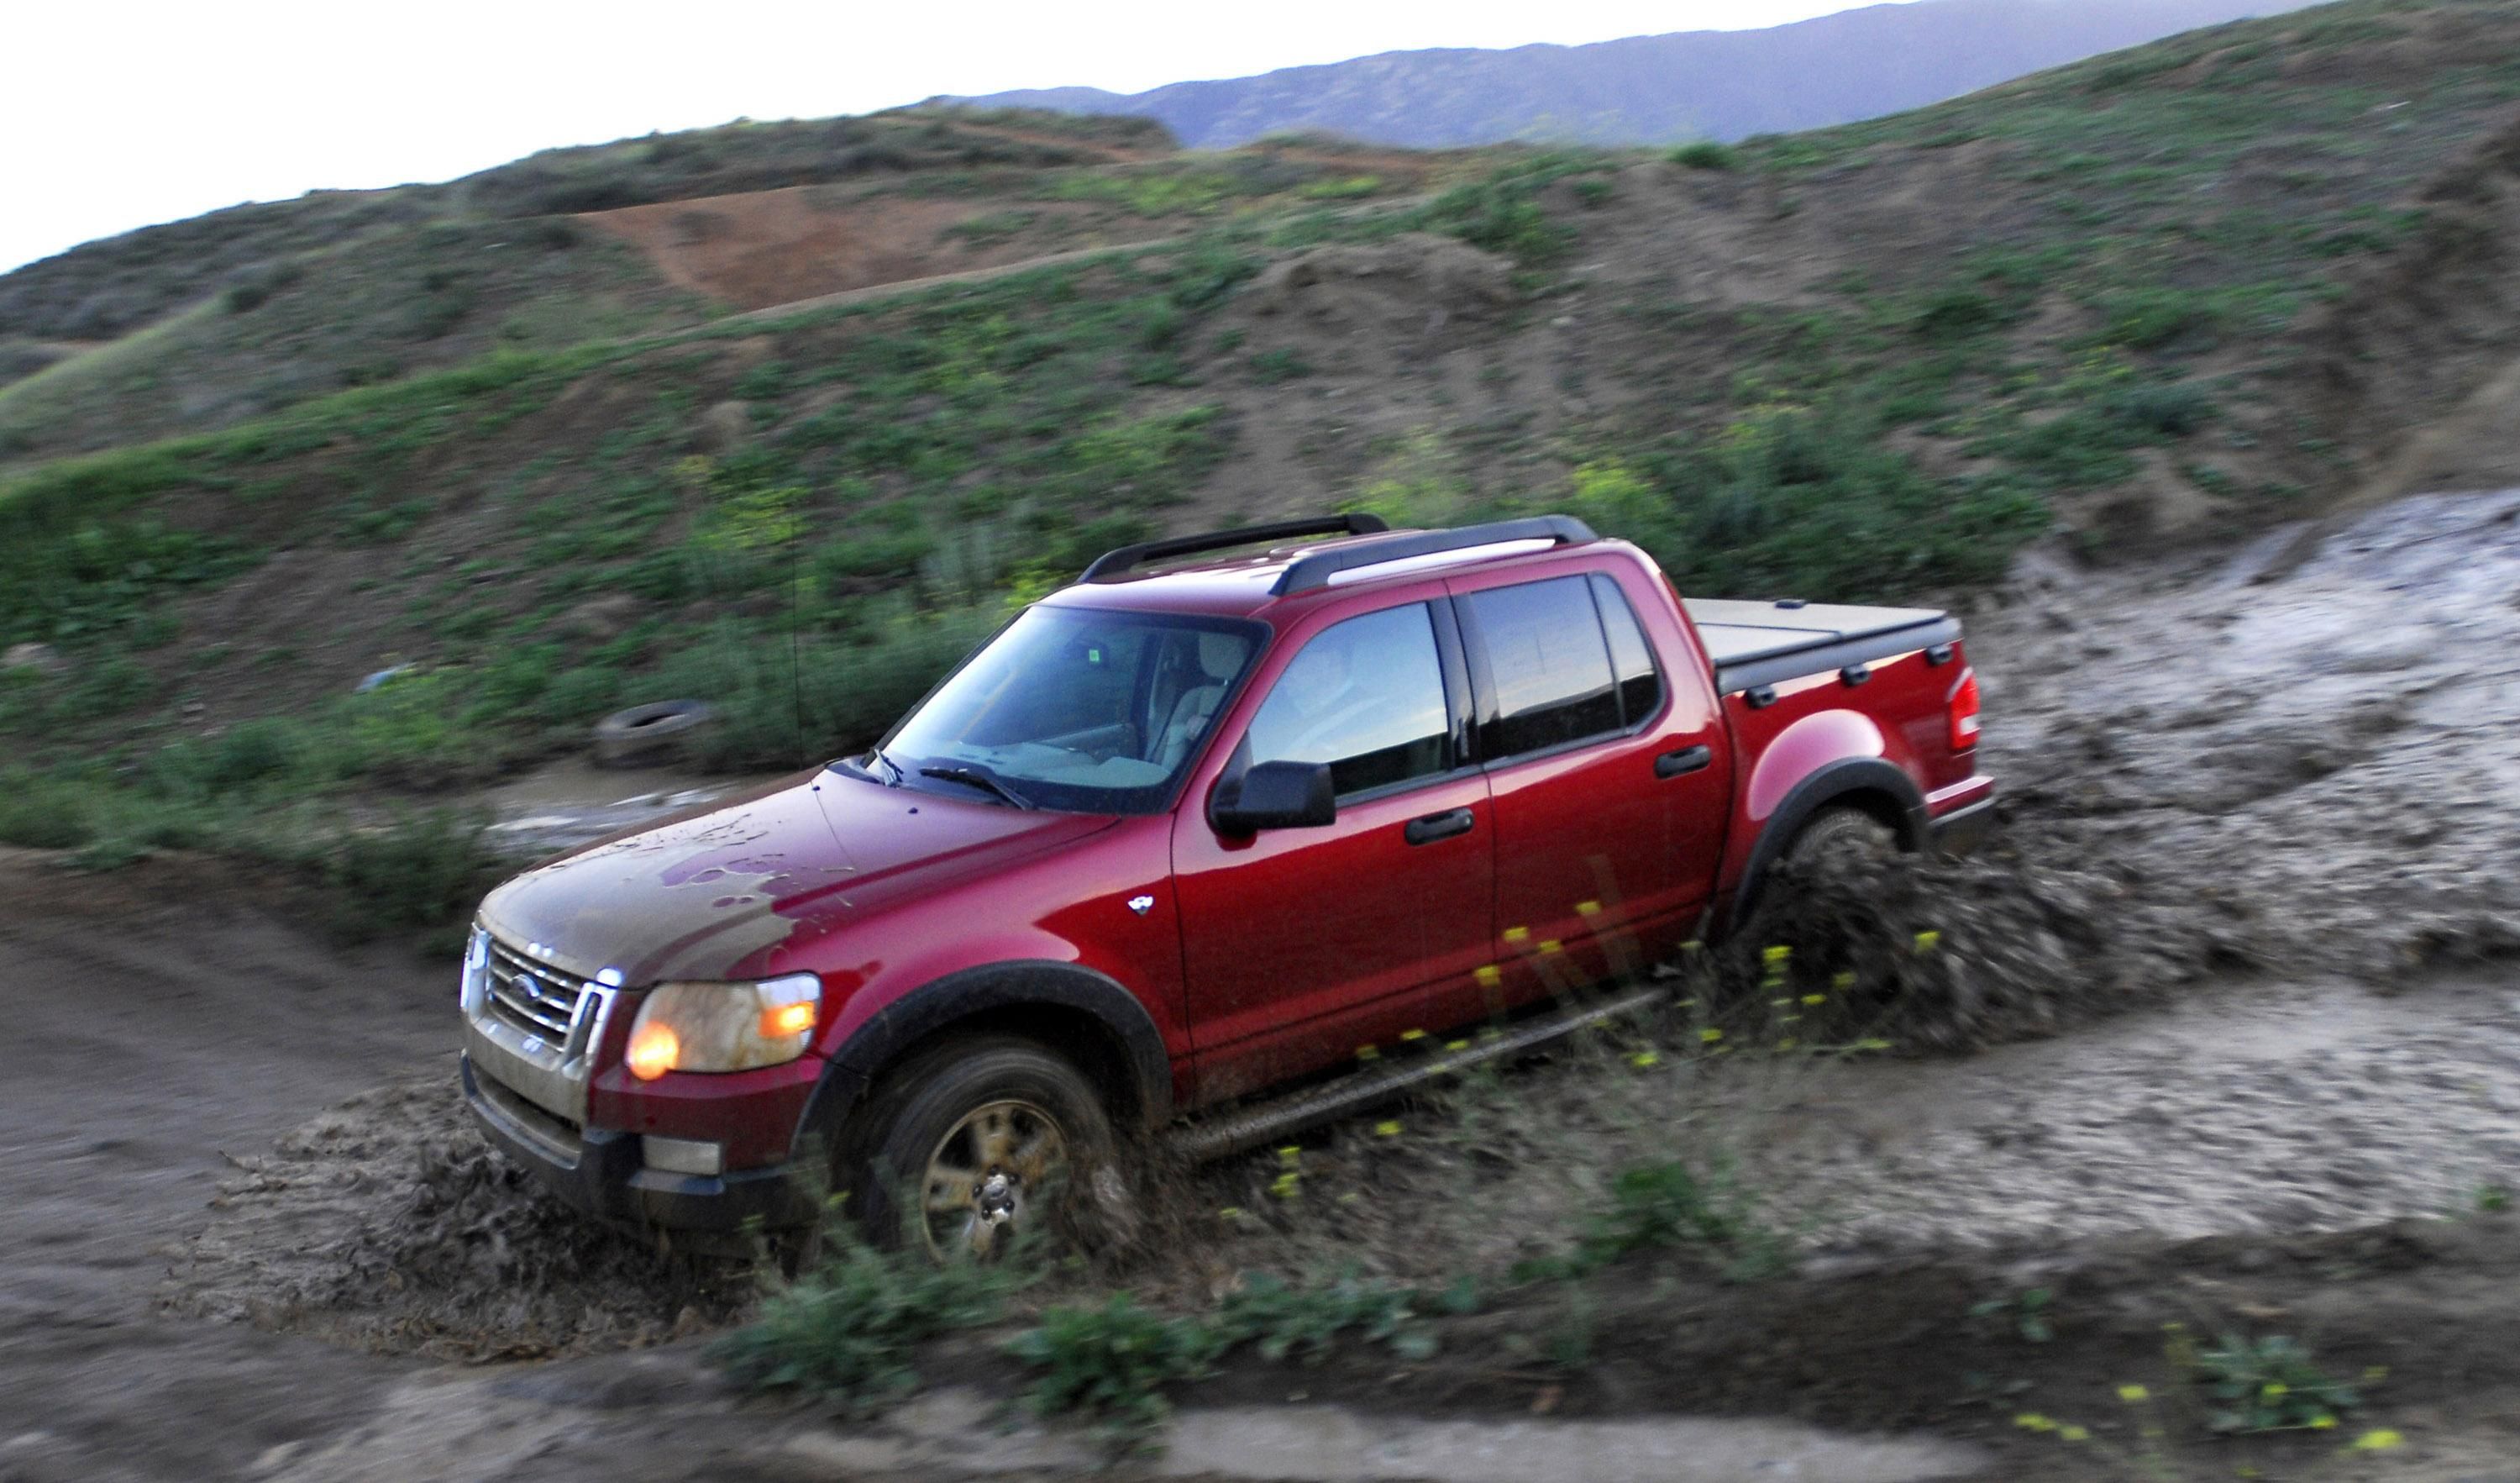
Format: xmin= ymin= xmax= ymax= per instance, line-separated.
xmin=918 ymin=1097 xmax=1067 ymax=1261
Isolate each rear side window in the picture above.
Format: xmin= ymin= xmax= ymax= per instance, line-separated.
xmin=1458 ymin=576 xmax=1621 ymax=758
xmin=1589 ymin=572 xmax=1663 ymax=725
xmin=1244 ymin=602 xmax=1452 ymax=797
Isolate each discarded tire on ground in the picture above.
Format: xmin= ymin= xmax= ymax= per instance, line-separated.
xmin=591 ymin=700 xmax=717 ymax=768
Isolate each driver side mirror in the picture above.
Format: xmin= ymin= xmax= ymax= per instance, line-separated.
xmin=1210 ymin=760 xmax=1336 ymax=834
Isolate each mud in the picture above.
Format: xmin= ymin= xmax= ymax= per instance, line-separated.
xmin=161 ymin=1077 xmax=752 ymax=1359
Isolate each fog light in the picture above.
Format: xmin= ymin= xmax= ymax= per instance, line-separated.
xmin=642 ymin=1135 xmax=724 ymax=1177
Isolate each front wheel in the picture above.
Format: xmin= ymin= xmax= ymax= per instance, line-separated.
xmin=842 ymin=1036 xmax=1115 ymax=1262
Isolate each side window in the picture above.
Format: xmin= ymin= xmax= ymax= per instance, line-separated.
xmin=1460 ymin=576 xmax=1621 ymax=758
xmin=1588 ymin=572 xmax=1664 ymax=725
xmin=1244 ymin=603 xmax=1452 ymax=797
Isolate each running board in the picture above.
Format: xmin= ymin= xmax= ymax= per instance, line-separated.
xmin=1170 ymin=983 xmax=1670 ymax=1163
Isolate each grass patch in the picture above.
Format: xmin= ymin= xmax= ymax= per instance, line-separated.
xmin=714 ymin=1217 xmax=1025 ymax=1413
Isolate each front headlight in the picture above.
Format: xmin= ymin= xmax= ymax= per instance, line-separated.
xmin=623 ymin=973 xmax=822 ymax=1080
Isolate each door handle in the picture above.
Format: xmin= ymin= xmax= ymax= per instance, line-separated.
xmin=1655 ymin=744 xmax=1713 ymax=780
xmin=1404 ymin=807 xmax=1475 ymax=845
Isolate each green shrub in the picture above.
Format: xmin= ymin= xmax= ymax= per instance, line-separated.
xmin=1520 ymin=1157 xmax=1794 ymax=1283
xmin=713 ymin=1218 xmax=1021 ymax=1412
xmin=1668 ymin=141 xmax=1741 ymax=171
xmin=1247 ymin=348 xmax=1312 ymax=384
xmin=647 ymin=609 xmax=998 ymax=771
xmin=2105 ymin=380 xmax=2216 ymax=437
xmin=2191 ymin=1333 xmax=2361 ymax=1434
xmin=2097 ymin=288 xmax=2219 ymax=350
xmin=0 ymin=771 xmax=97 ymax=849
xmin=322 ymin=808 xmax=510 ymax=939
xmin=1215 ymin=1270 xmax=1457 ymax=1363
xmin=1006 ymin=1293 xmax=1228 ymax=1444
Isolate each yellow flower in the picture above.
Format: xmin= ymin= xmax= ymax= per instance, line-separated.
xmin=1913 ymin=929 xmax=1942 ymax=952
xmin=2262 ymin=1382 xmax=2288 ymax=1398
xmin=1802 ymin=994 xmax=1827 ymax=1006
xmin=1771 ymin=997 xmax=1792 ymax=1008
xmin=1357 ymin=1044 xmax=1380 ymax=1061
xmin=1762 ymin=944 xmax=1792 ymax=965
xmin=2309 ymin=1414 xmax=2337 ymax=1430
xmin=2350 ymin=1430 xmax=2404 ymax=1452
xmin=1373 ymin=1120 xmax=1403 ymax=1137
xmin=1630 ymin=1050 xmax=1661 ymax=1069
xmin=1399 ymin=1028 xmax=1427 ymax=1042
xmin=1219 ymin=1206 xmax=1244 ymax=1220
xmin=1831 ymin=970 xmax=1856 ymax=989
xmin=1446 ymin=1039 xmax=1471 ymax=1052
xmin=1699 ymin=1027 xmax=1725 ymax=1044
xmin=1682 ymin=939 xmax=1704 ymax=954
xmin=2059 ymin=1425 xmax=2089 ymax=1443
xmin=2116 ymin=1385 xmax=2149 ymax=1403
xmin=2013 ymin=1413 xmax=2055 ymax=1433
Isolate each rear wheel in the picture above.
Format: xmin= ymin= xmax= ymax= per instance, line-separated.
xmin=842 ymin=1036 xmax=1114 ymax=1262
xmin=1785 ymin=805 xmax=1899 ymax=870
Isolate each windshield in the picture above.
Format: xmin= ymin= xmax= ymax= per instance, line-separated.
xmin=869 ymin=604 xmax=1265 ymax=815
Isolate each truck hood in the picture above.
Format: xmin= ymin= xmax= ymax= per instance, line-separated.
xmin=477 ymin=769 xmax=1114 ymax=985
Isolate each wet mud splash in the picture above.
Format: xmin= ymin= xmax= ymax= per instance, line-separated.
xmin=161 ymin=1078 xmax=752 ymax=1358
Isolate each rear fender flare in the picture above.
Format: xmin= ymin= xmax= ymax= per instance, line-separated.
xmin=793 ymin=961 xmax=1173 ymax=1162
xmin=1725 ymin=758 xmax=1927 ymax=936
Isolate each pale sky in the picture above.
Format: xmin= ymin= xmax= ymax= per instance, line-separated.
xmin=3 ymin=1 xmax=1924 ymax=276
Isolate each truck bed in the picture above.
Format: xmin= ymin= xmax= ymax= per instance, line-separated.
xmin=1685 ymin=598 xmax=1961 ymax=695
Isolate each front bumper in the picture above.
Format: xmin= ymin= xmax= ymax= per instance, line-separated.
xmin=462 ymin=1055 xmax=816 ymax=1244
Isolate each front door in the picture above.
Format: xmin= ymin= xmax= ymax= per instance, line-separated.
xmin=1172 ymin=599 xmax=1494 ymax=1102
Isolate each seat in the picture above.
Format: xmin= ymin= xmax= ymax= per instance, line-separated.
xmin=1150 ymin=632 xmax=1246 ymax=773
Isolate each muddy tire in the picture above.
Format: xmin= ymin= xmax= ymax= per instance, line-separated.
xmin=1786 ymin=806 xmax=1899 ymax=870
xmin=841 ymin=1035 xmax=1116 ymax=1262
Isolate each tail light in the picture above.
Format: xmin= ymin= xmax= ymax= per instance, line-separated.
xmin=1946 ymin=669 xmax=1982 ymax=752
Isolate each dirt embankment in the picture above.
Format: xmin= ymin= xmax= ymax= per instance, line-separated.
xmin=580 ymin=188 xmax=1173 ymax=310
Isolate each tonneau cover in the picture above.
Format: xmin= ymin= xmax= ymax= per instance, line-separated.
xmin=1685 ymin=598 xmax=1959 ymax=694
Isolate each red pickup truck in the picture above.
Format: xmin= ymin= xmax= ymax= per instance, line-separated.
xmin=459 ymin=515 xmax=1992 ymax=1257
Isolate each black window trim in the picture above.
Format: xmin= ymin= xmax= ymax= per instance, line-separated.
xmin=1213 ymin=596 xmax=1479 ymax=811
xmin=1447 ymin=569 xmax=1674 ymax=773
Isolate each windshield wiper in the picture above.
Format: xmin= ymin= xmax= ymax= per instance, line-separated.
xmin=918 ymin=765 xmax=1036 ymax=810
xmin=869 ymin=749 xmax=905 ymax=786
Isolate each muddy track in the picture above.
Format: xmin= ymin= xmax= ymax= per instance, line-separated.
xmin=14 ymin=493 xmax=2520 ymax=1478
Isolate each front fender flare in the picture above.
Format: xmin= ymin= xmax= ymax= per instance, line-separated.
xmin=792 ymin=960 xmax=1174 ymax=1162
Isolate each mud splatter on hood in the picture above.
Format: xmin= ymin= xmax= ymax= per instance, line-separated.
xmin=477 ymin=769 xmax=1111 ymax=985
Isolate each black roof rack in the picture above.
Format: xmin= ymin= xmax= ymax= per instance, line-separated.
xmin=1079 ymin=513 xmax=1389 ymax=583
xmin=1271 ymin=515 xmax=1597 ymax=595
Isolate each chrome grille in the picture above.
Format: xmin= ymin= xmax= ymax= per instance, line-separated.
xmin=484 ymin=939 xmax=599 ymax=1053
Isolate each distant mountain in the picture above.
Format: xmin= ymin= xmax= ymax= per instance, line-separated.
xmin=939 ymin=0 xmax=2322 ymax=149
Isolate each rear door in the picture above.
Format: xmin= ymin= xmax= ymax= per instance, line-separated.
xmin=1437 ymin=563 xmax=1730 ymax=1020
xmin=1172 ymin=597 xmax=1494 ymax=1102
